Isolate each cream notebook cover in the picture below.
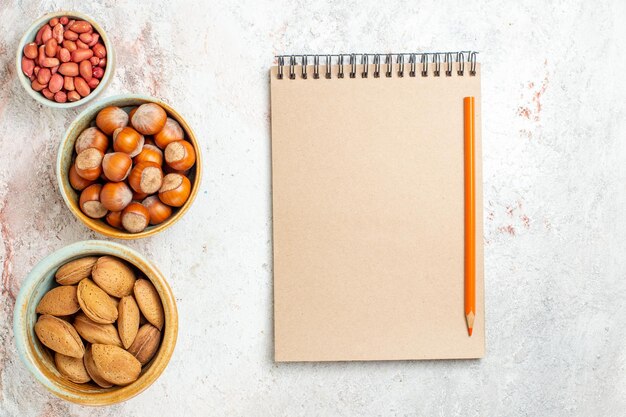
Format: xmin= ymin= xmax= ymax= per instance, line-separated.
xmin=271 ymin=53 xmax=484 ymax=361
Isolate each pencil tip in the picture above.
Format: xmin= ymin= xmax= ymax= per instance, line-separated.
xmin=465 ymin=312 xmax=475 ymax=336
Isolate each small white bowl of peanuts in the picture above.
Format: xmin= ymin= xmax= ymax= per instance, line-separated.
xmin=16 ymin=11 xmax=114 ymax=108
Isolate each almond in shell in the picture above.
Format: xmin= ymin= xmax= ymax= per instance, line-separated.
xmin=133 ymin=279 xmax=164 ymax=330
xmin=55 ymin=256 xmax=98 ymax=285
xmin=127 ymin=323 xmax=161 ymax=365
xmin=77 ymin=278 xmax=118 ymax=324
xmin=34 ymin=314 xmax=84 ymax=358
xmin=92 ymin=344 xmax=141 ymax=385
xmin=73 ymin=313 xmax=122 ymax=347
xmin=35 ymin=285 xmax=80 ymax=316
xmin=117 ymin=295 xmax=140 ymax=349
xmin=83 ymin=345 xmax=113 ymax=388
xmin=91 ymin=256 xmax=136 ymax=298
xmin=55 ymin=352 xmax=91 ymax=383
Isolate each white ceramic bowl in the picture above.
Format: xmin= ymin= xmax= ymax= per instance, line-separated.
xmin=13 ymin=240 xmax=178 ymax=405
xmin=16 ymin=11 xmax=115 ymax=109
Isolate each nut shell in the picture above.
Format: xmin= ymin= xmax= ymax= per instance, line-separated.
xmin=75 ymin=127 xmax=108 ymax=154
xmin=121 ymin=202 xmax=150 ymax=233
xmin=96 ymin=106 xmax=129 ymax=135
xmin=55 ymin=352 xmax=91 ymax=384
xmin=75 ymin=148 xmax=103 ymax=181
xmin=142 ymin=195 xmax=172 ymax=225
xmin=91 ymin=344 xmax=141 ymax=386
xmin=158 ymin=173 xmax=191 ymax=207
xmin=100 ymin=181 xmax=133 ymax=212
xmin=91 ymin=256 xmax=136 ymax=298
xmin=83 ymin=345 xmax=113 ymax=388
xmin=133 ymin=279 xmax=164 ymax=330
xmin=105 ymin=211 xmax=123 ymax=229
xmin=35 ymin=285 xmax=80 ymax=316
xmin=164 ymin=140 xmax=195 ymax=171
xmin=132 ymin=190 xmax=149 ymax=201
xmin=127 ymin=323 xmax=161 ymax=365
xmin=79 ymin=184 xmax=107 ymax=219
xmin=128 ymin=162 xmax=163 ymax=195
xmin=69 ymin=163 xmax=95 ymax=191
xmin=34 ymin=314 xmax=85 ymax=358
xmin=73 ymin=313 xmax=123 ymax=347
xmin=118 ymin=295 xmax=140 ymax=349
xmin=113 ymin=127 xmax=145 ymax=157
xmin=77 ymin=278 xmax=118 ymax=324
xmin=102 ymin=152 xmax=132 ymax=182
xmin=131 ymin=103 xmax=167 ymax=135
xmin=55 ymin=256 xmax=98 ymax=285
xmin=134 ymin=143 xmax=163 ymax=166
xmin=154 ymin=117 xmax=184 ymax=149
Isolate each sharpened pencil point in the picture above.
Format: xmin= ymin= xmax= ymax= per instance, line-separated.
xmin=465 ymin=311 xmax=475 ymax=337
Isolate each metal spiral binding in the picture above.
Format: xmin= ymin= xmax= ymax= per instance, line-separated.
xmin=385 ymin=54 xmax=393 ymax=77
xmin=432 ymin=53 xmax=441 ymax=77
xmin=445 ymin=53 xmax=453 ymax=76
xmin=289 ymin=55 xmax=296 ymax=79
xmin=301 ymin=55 xmax=308 ymax=79
xmin=338 ymin=54 xmax=344 ymax=79
xmin=396 ymin=55 xmax=404 ymax=77
xmin=277 ymin=56 xmax=285 ymax=79
xmin=325 ymin=55 xmax=331 ymax=79
xmin=361 ymin=54 xmax=369 ymax=78
xmin=313 ymin=55 xmax=320 ymax=79
xmin=456 ymin=52 xmax=465 ymax=76
xmin=350 ymin=54 xmax=357 ymax=78
xmin=275 ymin=51 xmax=478 ymax=79
xmin=469 ymin=52 xmax=477 ymax=76
xmin=373 ymin=54 xmax=381 ymax=78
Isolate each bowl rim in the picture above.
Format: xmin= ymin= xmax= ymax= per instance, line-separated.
xmin=12 ymin=240 xmax=178 ymax=406
xmin=56 ymin=94 xmax=203 ymax=239
xmin=16 ymin=10 xmax=115 ymax=109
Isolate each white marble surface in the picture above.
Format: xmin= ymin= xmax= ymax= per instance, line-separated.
xmin=1 ymin=0 xmax=625 ymax=416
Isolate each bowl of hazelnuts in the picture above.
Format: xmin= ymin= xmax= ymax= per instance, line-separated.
xmin=56 ymin=94 xmax=202 ymax=238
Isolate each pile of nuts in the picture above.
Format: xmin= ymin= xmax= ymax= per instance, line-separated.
xmin=34 ymin=256 xmax=164 ymax=387
xmin=70 ymin=102 xmax=196 ymax=233
xmin=21 ymin=16 xmax=107 ymax=103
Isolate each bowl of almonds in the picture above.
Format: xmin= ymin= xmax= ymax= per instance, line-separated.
xmin=16 ymin=11 xmax=114 ymax=107
xmin=13 ymin=240 xmax=177 ymax=405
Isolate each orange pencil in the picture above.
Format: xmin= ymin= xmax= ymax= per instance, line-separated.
xmin=463 ymin=96 xmax=476 ymax=337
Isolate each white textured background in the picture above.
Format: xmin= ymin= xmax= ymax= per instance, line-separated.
xmin=1 ymin=0 xmax=625 ymax=416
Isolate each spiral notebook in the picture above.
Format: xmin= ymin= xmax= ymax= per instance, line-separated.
xmin=271 ymin=52 xmax=485 ymax=362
